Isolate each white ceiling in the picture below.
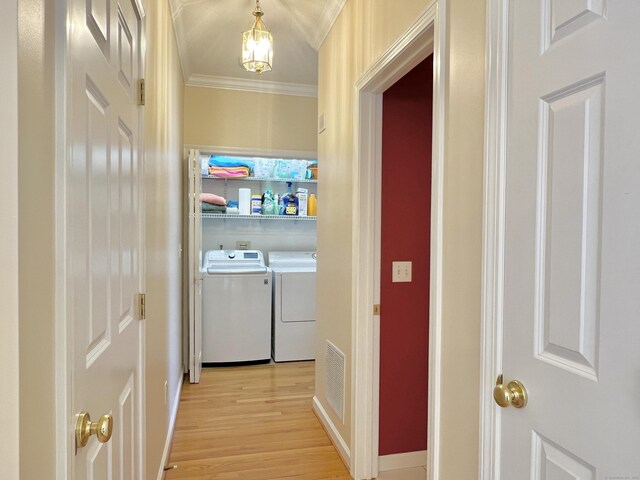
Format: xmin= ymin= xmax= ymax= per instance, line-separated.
xmin=170 ymin=0 xmax=345 ymax=95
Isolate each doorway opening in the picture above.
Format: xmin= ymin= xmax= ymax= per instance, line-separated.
xmin=351 ymin=4 xmax=445 ymax=479
xmin=378 ymin=55 xmax=433 ymax=470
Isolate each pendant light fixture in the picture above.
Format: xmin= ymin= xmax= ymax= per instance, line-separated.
xmin=242 ymin=0 xmax=273 ymax=74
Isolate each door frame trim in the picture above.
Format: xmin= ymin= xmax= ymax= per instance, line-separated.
xmin=54 ymin=1 xmax=71 ymax=476
xmin=136 ymin=3 xmax=147 ymax=478
xmin=479 ymin=0 xmax=509 ymax=479
xmin=351 ymin=2 xmax=446 ymax=478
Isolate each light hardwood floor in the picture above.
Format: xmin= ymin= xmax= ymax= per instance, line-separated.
xmin=166 ymin=361 xmax=352 ymax=479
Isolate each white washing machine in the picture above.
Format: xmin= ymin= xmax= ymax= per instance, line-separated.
xmin=268 ymin=251 xmax=317 ymax=362
xmin=201 ymin=250 xmax=271 ymax=363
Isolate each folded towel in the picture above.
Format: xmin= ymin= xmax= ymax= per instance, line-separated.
xmin=208 ymin=166 xmax=250 ymax=174
xmin=208 ymin=166 xmax=250 ymax=178
xmin=209 ymin=155 xmax=255 ymax=170
xmin=201 ymin=203 xmax=227 ymax=213
xmin=200 ymin=193 xmax=227 ymax=206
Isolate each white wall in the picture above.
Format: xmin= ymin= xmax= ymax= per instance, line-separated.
xmin=0 ymin=1 xmax=20 ymax=477
xmin=201 ymin=220 xmax=317 ymax=254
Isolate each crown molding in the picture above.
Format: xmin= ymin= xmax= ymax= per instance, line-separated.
xmin=185 ymin=74 xmax=318 ymax=97
xmin=310 ymin=0 xmax=347 ymax=50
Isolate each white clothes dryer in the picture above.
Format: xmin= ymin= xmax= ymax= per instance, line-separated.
xmin=201 ymin=250 xmax=271 ymax=363
xmin=267 ymin=251 xmax=317 ymax=362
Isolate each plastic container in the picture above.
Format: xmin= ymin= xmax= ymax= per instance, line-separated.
xmin=261 ymin=190 xmax=277 ymax=215
xmin=297 ymin=188 xmax=308 ymax=216
xmin=307 ymin=165 xmax=318 ymax=179
xmin=308 ymin=194 xmax=317 ymax=216
xmin=238 ymin=188 xmax=251 ymax=215
xmin=251 ymin=195 xmax=262 ymax=215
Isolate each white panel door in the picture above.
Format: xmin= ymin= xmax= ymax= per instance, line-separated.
xmin=498 ymin=1 xmax=640 ymax=478
xmin=68 ymin=0 xmax=144 ymax=477
xmin=188 ymin=149 xmax=202 ymax=383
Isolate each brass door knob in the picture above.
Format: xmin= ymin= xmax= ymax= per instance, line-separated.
xmin=75 ymin=411 xmax=113 ymax=448
xmin=493 ymin=374 xmax=528 ymax=408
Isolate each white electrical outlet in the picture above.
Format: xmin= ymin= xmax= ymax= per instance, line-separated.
xmin=392 ymin=261 xmax=412 ymax=283
xmin=236 ymin=240 xmax=251 ymax=250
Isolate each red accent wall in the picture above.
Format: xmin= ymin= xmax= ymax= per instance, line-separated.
xmin=379 ymin=56 xmax=433 ymax=455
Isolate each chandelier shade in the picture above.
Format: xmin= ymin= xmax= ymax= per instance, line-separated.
xmin=242 ymin=0 xmax=273 ymax=74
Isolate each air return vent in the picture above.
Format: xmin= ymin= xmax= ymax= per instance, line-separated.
xmin=325 ymin=340 xmax=345 ymax=423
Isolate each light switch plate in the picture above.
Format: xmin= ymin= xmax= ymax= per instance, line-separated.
xmin=318 ymin=112 xmax=326 ymax=134
xmin=392 ymin=261 xmax=412 ymax=283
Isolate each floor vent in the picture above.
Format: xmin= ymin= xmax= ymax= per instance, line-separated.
xmin=326 ymin=340 xmax=345 ymax=423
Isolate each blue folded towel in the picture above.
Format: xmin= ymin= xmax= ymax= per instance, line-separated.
xmin=209 ymin=155 xmax=255 ymax=170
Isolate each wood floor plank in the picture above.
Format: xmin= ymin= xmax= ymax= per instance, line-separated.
xmin=166 ymin=362 xmax=352 ymax=479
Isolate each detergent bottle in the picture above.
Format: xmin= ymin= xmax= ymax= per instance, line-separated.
xmin=261 ymin=190 xmax=276 ymax=215
xmin=282 ymin=182 xmax=298 ymax=216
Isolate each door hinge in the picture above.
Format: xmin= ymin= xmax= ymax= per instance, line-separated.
xmin=373 ymin=304 xmax=381 ymax=316
xmin=137 ymin=293 xmax=146 ymax=320
xmin=137 ymin=79 xmax=145 ymax=106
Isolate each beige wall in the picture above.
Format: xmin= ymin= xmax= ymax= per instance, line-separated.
xmin=144 ymin=0 xmax=185 ymax=477
xmin=317 ymin=0 xmax=485 ymax=476
xmin=18 ymin=0 xmax=56 ymax=477
xmin=315 ymin=0 xmax=357 ymax=447
xmin=184 ymin=87 xmax=318 ymax=152
xmin=1 ymin=0 xmax=20 ymax=477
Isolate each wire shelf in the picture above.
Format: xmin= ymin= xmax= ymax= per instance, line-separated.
xmin=202 ymin=213 xmax=317 ymax=221
xmin=202 ymin=175 xmax=317 ymax=183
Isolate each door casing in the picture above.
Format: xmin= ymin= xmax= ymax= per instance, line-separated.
xmin=479 ymin=0 xmax=508 ymax=477
xmin=351 ymin=2 xmax=447 ymax=478
xmin=0 ymin=0 xmax=20 ymax=477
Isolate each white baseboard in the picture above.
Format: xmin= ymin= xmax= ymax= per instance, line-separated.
xmin=312 ymin=395 xmax=351 ymax=468
xmin=379 ymin=450 xmax=429 ymax=472
xmin=157 ymin=371 xmax=184 ymax=480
